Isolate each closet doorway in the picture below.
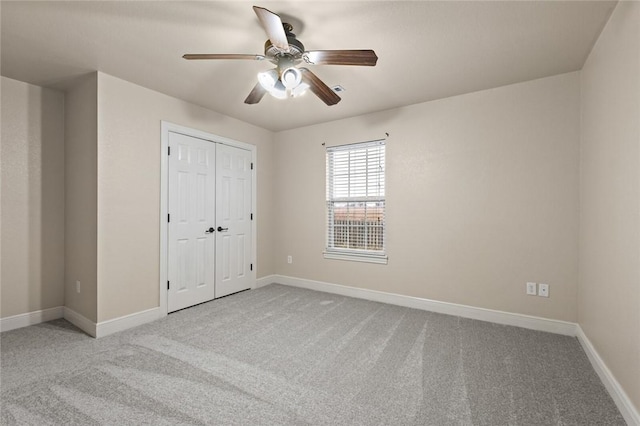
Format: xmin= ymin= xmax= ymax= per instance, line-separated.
xmin=160 ymin=123 xmax=255 ymax=314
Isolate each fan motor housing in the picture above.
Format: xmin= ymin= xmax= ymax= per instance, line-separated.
xmin=264 ymin=23 xmax=305 ymax=61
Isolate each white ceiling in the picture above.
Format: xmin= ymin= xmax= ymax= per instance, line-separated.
xmin=1 ymin=1 xmax=616 ymax=132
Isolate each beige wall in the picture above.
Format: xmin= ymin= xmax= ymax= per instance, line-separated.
xmin=579 ymin=1 xmax=640 ymax=413
xmin=1 ymin=77 xmax=65 ymax=318
xmin=96 ymin=72 xmax=274 ymax=322
xmin=274 ymin=72 xmax=580 ymax=322
xmin=64 ymin=73 xmax=98 ymax=322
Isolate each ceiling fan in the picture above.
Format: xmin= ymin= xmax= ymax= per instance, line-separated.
xmin=183 ymin=6 xmax=378 ymax=106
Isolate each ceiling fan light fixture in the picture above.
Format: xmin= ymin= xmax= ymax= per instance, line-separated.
xmin=269 ymin=80 xmax=288 ymax=99
xmin=291 ymin=82 xmax=310 ymax=98
xmin=281 ymin=67 xmax=302 ymax=90
xmin=257 ymin=69 xmax=279 ymax=90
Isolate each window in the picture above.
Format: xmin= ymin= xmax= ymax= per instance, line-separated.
xmin=325 ymin=140 xmax=387 ymax=264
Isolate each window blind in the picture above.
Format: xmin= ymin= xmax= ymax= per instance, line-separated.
xmin=326 ymin=140 xmax=386 ymax=258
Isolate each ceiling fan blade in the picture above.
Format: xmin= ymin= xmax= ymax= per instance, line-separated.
xmin=253 ymin=6 xmax=290 ymax=53
xmin=303 ymin=50 xmax=378 ymax=66
xmin=183 ymin=54 xmax=265 ymax=61
xmin=300 ymin=68 xmax=341 ymax=106
xmin=244 ymin=82 xmax=268 ymax=105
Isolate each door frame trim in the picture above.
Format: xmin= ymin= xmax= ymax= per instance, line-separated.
xmin=159 ymin=121 xmax=257 ymax=316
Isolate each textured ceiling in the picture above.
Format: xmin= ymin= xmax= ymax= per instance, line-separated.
xmin=1 ymin=1 xmax=616 ymax=132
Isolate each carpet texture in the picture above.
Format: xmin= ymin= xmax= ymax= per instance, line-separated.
xmin=1 ymin=284 xmax=625 ymax=425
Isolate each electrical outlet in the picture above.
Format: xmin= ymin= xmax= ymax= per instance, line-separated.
xmin=526 ymin=282 xmax=537 ymax=295
xmin=76 ymin=280 xmax=81 ymax=294
xmin=538 ymin=283 xmax=549 ymax=297
xmin=287 ymin=255 xmax=292 ymax=264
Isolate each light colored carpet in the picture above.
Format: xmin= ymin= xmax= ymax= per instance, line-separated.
xmin=1 ymin=284 xmax=625 ymax=425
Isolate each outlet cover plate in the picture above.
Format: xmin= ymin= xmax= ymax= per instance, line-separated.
xmin=526 ymin=282 xmax=537 ymax=295
xmin=538 ymin=283 xmax=549 ymax=297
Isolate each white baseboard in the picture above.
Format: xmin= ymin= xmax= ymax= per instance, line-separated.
xmin=273 ymin=275 xmax=577 ymax=336
xmin=576 ymin=325 xmax=640 ymax=426
xmin=0 ymin=306 xmax=64 ymax=332
xmin=63 ymin=307 xmax=97 ymax=337
xmin=63 ymin=307 xmax=162 ymax=339
xmin=3 ymin=304 xmax=164 ymax=339
xmin=255 ymin=274 xmax=277 ymax=289
xmin=95 ymin=307 xmax=161 ymax=338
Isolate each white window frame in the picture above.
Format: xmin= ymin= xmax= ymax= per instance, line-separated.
xmin=324 ymin=140 xmax=388 ymax=264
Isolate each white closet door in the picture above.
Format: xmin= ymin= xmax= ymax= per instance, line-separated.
xmin=215 ymin=143 xmax=253 ymax=298
xmin=167 ymin=132 xmax=216 ymax=312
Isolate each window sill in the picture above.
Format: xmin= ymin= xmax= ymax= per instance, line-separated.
xmin=323 ymin=251 xmax=388 ymax=265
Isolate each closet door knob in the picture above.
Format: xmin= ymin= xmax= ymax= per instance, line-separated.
xmin=217 ymin=226 xmax=228 ymax=232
